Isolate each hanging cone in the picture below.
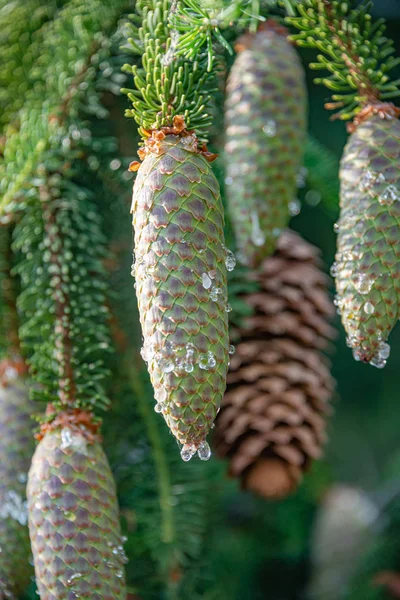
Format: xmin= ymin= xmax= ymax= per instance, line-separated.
xmin=131 ymin=120 xmax=231 ymax=460
xmin=0 ymin=361 xmax=35 ymax=599
xmin=335 ymin=107 xmax=400 ymax=367
xmin=214 ymin=231 xmax=335 ymax=499
xmin=27 ymin=424 xmax=127 ymax=600
xmin=224 ymin=20 xmax=307 ymax=268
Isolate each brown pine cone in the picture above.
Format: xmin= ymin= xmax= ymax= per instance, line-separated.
xmin=214 ymin=230 xmax=336 ymax=499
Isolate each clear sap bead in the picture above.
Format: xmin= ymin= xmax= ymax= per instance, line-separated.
xmin=197 ymin=441 xmax=212 ymax=461
xmin=225 ymin=250 xmax=236 ymax=272
xmin=289 ymin=199 xmax=301 ymax=216
xmin=180 ymin=444 xmax=196 ymax=462
xmin=370 ymin=355 xmax=386 ymax=369
xmin=202 ymin=272 xmax=212 ymax=289
xmin=379 ymin=184 xmax=400 ymax=206
xmin=364 ymin=302 xmax=375 ymax=315
xmin=354 ymin=274 xmax=373 ymax=295
xmin=228 ymin=344 xmax=235 ymax=355
xmin=379 ymin=342 xmax=391 ymax=360
xmin=330 ymin=262 xmax=338 ymax=277
xmin=210 ymin=286 xmax=223 ymax=302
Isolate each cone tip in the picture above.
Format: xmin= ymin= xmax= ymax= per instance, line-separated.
xmin=243 ymin=458 xmax=301 ymax=500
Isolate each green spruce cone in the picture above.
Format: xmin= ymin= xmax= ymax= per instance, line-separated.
xmin=132 ymin=132 xmax=231 ymax=460
xmin=335 ymin=114 xmax=400 ymax=366
xmin=0 ymin=375 xmax=34 ymax=599
xmin=27 ymin=429 xmax=127 ymax=600
xmin=224 ymin=22 xmax=307 ymax=267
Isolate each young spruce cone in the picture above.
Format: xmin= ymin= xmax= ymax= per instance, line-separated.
xmin=27 ymin=427 xmax=127 ymax=600
xmin=131 ymin=125 xmax=231 ymax=460
xmin=335 ymin=109 xmax=400 ymax=367
xmin=214 ymin=231 xmax=335 ymax=499
xmin=224 ymin=21 xmax=307 ymax=268
xmin=0 ymin=367 xmax=35 ymax=599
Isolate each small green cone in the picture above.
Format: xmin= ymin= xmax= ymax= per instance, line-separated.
xmin=335 ymin=113 xmax=400 ymax=366
xmin=27 ymin=428 xmax=127 ymax=600
xmin=132 ymin=132 xmax=231 ymax=460
xmin=224 ymin=22 xmax=307 ymax=267
xmin=0 ymin=375 xmax=34 ymax=599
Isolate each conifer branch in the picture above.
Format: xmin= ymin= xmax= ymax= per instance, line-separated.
xmin=13 ymin=153 xmax=112 ymax=414
xmin=0 ymin=0 xmax=63 ymax=130
xmin=286 ymin=0 xmax=400 ymax=120
xmin=122 ymin=0 xmax=261 ymax=141
xmin=0 ymin=226 xmax=20 ymax=359
xmin=0 ymin=0 xmax=129 ymax=218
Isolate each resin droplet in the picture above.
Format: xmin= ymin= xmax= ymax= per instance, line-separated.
xmin=199 ymin=351 xmax=216 ymax=370
xmin=330 ymin=262 xmax=338 ymax=277
xmin=369 ymin=355 xmax=386 ymax=369
xmin=379 ymin=342 xmax=391 ymax=360
xmin=210 ymin=286 xmax=223 ymax=302
xmin=180 ymin=444 xmax=197 ymax=462
xmin=197 ymin=441 xmax=211 ymax=461
xmin=355 ymin=274 xmax=373 ymax=295
xmin=228 ymin=344 xmax=235 ymax=355
xmin=225 ymin=249 xmax=236 ymax=272
xmin=202 ymin=272 xmax=212 ymax=289
xmin=289 ymin=199 xmax=301 ymax=216
xmin=360 ymin=170 xmax=385 ymax=192
xmin=378 ymin=183 xmax=400 ymax=206
xmin=364 ymin=301 xmax=375 ymax=315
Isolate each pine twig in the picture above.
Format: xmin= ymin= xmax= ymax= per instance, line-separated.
xmin=286 ymin=0 xmax=400 ymax=121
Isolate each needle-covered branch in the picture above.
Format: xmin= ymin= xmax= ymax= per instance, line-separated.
xmin=13 ymin=144 xmax=112 ymax=414
xmin=0 ymin=0 xmax=129 ymax=218
xmin=286 ymin=0 xmax=400 ymax=120
xmin=122 ymin=0 xmax=263 ymax=141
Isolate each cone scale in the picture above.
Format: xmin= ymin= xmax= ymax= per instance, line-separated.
xmin=224 ymin=23 xmax=307 ymax=267
xmin=0 ymin=373 xmax=34 ymax=599
xmin=131 ymin=131 xmax=231 ymax=460
xmin=335 ymin=114 xmax=400 ymax=366
xmin=27 ymin=428 xmax=127 ymax=600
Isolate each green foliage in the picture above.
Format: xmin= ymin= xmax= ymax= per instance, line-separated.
xmin=0 ymin=0 xmax=129 ymax=218
xmin=286 ymin=0 xmax=400 ymax=120
xmin=12 ymin=145 xmax=112 ymax=413
xmin=304 ymin=136 xmax=340 ymax=215
xmin=0 ymin=0 xmax=65 ymax=130
xmin=122 ymin=0 xmax=215 ymax=141
xmin=0 ymin=226 xmax=16 ymax=360
xmin=122 ymin=0 xmax=265 ymax=141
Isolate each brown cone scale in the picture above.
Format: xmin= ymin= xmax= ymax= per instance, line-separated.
xmin=214 ymin=231 xmax=335 ymax=499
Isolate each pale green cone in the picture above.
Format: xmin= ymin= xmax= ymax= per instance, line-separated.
xmin=27 ymin=429 xmax=127 ymax=600
xmin=0 ymin=377 xmax=35 ymax=599
xmin=335 ymin=114 xmax=400 ymax=366
xmin=225 ymin=24 xmax=307 ymax=267
xmin=132 ymin=134 xmax=231 ymax=460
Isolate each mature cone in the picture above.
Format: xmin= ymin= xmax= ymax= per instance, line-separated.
xmin=0 ymin=375 xmax=34 ymax=599
xmin=224 ymin=21 xmax=307 ymax=268
xmin=131 ymin=130 xmax=230 ymax=460
xmin=27 ymin=428 xmax=127 ymax=600
xmin=214 ymin=231 xmax=335 ymax=499
xmin=308 ymin=486 xmax=378 ymax=600
xmin=335 ymin=112 xmax=400 ymax=367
